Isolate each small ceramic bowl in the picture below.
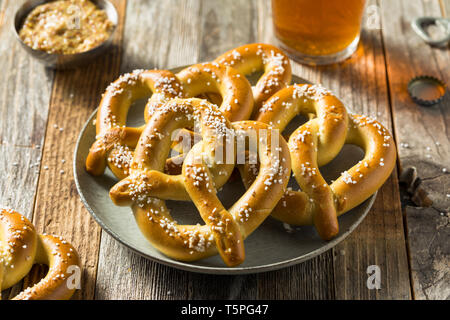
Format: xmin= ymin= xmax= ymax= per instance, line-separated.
xmin=13 ymin=0 xmax=118 ymax=69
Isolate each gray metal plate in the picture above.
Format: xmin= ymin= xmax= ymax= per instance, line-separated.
xmin=73 ymin=71 xmax=376 ymax=274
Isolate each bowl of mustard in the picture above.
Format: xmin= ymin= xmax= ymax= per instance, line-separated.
xmin=13 ymin=0 xmax=118 ymax=69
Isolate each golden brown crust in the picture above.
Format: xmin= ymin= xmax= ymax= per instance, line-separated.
xmin=13 ymin=234 xmax=81 ymax=300
xmin=242 ymin=84 xmax=396 ymax=240
xmin=170 ymin=62 xmax=254 ymax=154
xmin=0 ymin=209 xmax=81 ymax=300
xmin=0 ymin=208 xmax=37 ymax=291
xmin=176 ymin=62 xmax=254 ymax=122
xmin=215 ymin=43 xmax=292 ymax=115
xmin=86 ymin=69 xmax=184 ymax=179
xmin=331 ymin=114 xmax=397 ymax=213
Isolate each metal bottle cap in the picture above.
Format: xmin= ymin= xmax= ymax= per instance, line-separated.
xmin=408 ymin=75 xmax=446 ymax=106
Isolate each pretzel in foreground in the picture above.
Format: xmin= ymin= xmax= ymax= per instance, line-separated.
xmin=0 ymin=208 xmax=80 ymax=300
xmin=240 ymin=84 xmax=397 ymax=240
xmin=109 ymin=98 xmax=291 ymax=266
xmin=86 ymin=69 xmax=184 ymax=180
xmin=215 ymin=43 xmax=292 ymax=116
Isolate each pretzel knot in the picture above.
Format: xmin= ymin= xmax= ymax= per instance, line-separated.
xmin=86 ymin=69 xmax=184 ymax=179
xmin=0 ymin=208 xmax=80 ymax=300
xmin=162 ymin=62 xmax=254 ymax=155
xmin=240 ymin=84 xmax=397 ymax=240
xmin=215 ymin=43 xmax=292 ymax=115
xmin=109 ymin=98 xmax=291 ymax=266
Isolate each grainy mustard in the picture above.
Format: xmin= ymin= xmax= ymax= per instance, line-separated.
xmin=19 ymin=0 xmax=114 ymax=55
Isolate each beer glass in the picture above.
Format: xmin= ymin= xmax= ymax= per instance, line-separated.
xmin=272 ymin=0 xmax=367 ymax=65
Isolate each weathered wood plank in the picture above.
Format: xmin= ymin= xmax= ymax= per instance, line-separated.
xmin=0 ymin=0 xmax=53 ymax=299
xmin=0 ymin=0 xmax=52 ymax=215
xmin=257 ymin=254 xmax=335 ymax=299
xmin=0 ymin=145 xmax=42 ymax=214
xmin=95 ymin=233 xmax=190 ymax=299
xmin=380 ymin=0 xmax=449 ymax=300
xmin=406 ymin=207 xmax=449 ymax=299
xmin=333 ymin=173 xmax=411 ymax=299
xmin=26 ymin=0 xmax=127 ymax=300
xmin=331 ymin=0 xmax=411 ymax=299
xmin=0 ymin=1 xmax=53 ymax=149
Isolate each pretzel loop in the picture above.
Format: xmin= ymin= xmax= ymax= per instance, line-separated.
xmin=110 ymin=98 xmax=235 ymax=204
xmin=86 ymin=69 xmax=184 ymax=179
xmin=165 ymin=62 xmax=253 ymax=123
xmin=283 ymin=114 xmax=397 ymax=237
xmin=0 ymin=209 xmax=80 ymax=300
xmin=215 ymin=43 xmax=292 ymax=115
xmin=168 ymin=62 xmax=254 ymax=154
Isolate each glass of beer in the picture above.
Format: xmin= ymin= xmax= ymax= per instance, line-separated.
xmin=271 ymin=0 xmax=367 ymax=65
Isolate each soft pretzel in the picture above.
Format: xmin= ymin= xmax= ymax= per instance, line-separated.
xmin=111 ymin=98 xmax=236 ymax=203
xmin=240 ymin=84 xmax=396 ymax=240
xmin=215 ymin=43 xmax=292 ymax=115
xmin=164 ymin=62 xmax=253 ymax=123
xmin=109 ymin=98 xmax=291 ymax=266
xmin=0 ymin=208 xmax=80 ymax=300
xmin=256 ymin=84 xmax=349 ymax=165
xmin=167 ymin=62 xmax=254 ymax=154
xmin=86 ymin=69 xmax=184 ymax=180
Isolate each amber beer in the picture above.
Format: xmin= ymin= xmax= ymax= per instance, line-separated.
xmin=272 ymin=0 xmax=366 ymax=64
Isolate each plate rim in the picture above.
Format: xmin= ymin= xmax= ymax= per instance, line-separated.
xmin=73 ymin=69 xmax=376 ymax=275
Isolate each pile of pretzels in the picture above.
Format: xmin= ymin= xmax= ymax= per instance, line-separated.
xmin=85 ymin=43 xmax=396 ymax=267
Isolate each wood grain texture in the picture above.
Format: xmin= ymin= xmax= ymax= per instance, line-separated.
xmin=26 ymin=0 xmax=127 ymax=300
xmin=406 ymin=207 xmax=449 ymax=299
xmin=328 ymin=0 xmax=411 ymax=298
xmin=0 ymin=0 xmax=52 ymax=216
xmin=380 ymin=0 xmax=449 ymax=299
xmin=0 ymin=0 xmax=53 ymax=300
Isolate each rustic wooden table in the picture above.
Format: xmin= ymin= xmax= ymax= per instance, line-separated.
xmin=0 ymin=0 xmax=448 ymax=300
